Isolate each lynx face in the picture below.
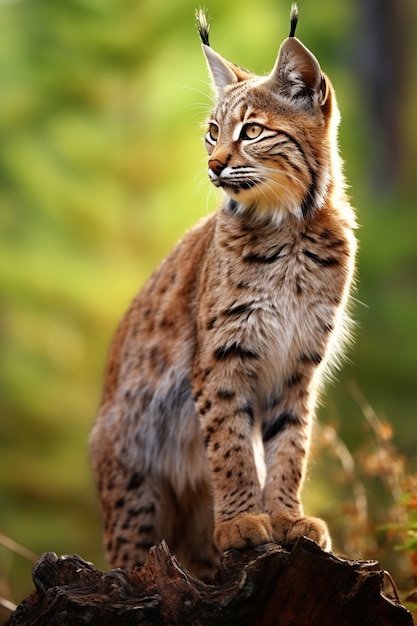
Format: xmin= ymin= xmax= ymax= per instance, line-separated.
xmin=205 ymin=91 xmax=325 ymax=219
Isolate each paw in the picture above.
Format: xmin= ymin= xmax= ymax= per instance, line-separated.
xmin=271 ymin=513 xmax=331 ymax=551
xmin=214 ymin=513 xmax=273 ymax=552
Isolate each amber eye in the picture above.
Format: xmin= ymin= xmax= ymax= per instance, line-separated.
xmin=240 ymin=123 xmax=263 ymax=140
xmin=208 ymin=123 xmax=219 ymax=142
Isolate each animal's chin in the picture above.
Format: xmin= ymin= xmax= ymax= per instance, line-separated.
xmin=210 ymin=178 xmax=258 ymax=195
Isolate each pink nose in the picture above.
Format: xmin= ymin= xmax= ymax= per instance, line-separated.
xmin=208 ymin=159 xmax=226 ymax=176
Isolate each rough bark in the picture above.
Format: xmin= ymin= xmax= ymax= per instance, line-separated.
xmin=6 ymin=538 xmax=414 ymax=626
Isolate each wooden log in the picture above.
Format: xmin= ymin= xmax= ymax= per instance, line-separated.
xmin=6 ymin=538 xmax=414 ymax=626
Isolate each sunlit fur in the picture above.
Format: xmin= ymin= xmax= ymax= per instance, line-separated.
xmin=90 ymin=14 xmax=357 ymax=580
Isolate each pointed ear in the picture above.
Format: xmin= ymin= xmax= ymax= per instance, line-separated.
xmin=201 ymin=44 xmax=239 ymax=96
xmin=268 ymin=37 xmax=328 ymax=108
xmin=201 ymin=44 xmax=253 ymax=97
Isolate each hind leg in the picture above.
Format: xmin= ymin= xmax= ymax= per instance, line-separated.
xmin=171 ymin=484 xmax=220 ymax=580
xmin=92 ymin=448 xmax=174 ymax=570
xmin=92 ymin=448 xmax=219 ymax=577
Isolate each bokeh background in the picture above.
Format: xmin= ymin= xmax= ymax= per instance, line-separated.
xmin=1 ymin=0 xmax=416 ymax=618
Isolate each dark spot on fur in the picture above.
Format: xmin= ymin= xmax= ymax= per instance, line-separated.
xmin=328 ymin=238 xmax=344 ymax=248
xmin=301 ymin=166 xmax=318 ymax=218
xmin=223 ymin=302 xmax=253 ymax=317
xmin=139 ymin=388 xmax=153 ymax=413
xmin=247 ymin=406 xmax=255 ymax=426
xmin=217 ymin=388 xmax=235 ymax=400
xmin=302 ymin=248 xmax=339 ymax=267
xmin=126 ymin=472 xmax=144 ymax=491
xmin=300 ymin=351 xmax=323 ymax=365
xmin=227 ymin=199 xmax=239 ymax=214
xmin=278 ymin=495 xmax=295 ymax=509
xmin=159 ymin=316 xmax=174 ymax=330
xmin=135 ymin=541 xmax=154 ymax=551
xmin=116 ymin=535 xmax=129 ymax=546
xmin=149 ymin=346 xmax=165 ymax=375
xmin=200 ymin=399 xmax=212 ymax=416
xmin=301 ymin=232 xmax=317 ymax=244
xmin=243 ymin=244 xmax=286 ymax=265
xmin=239 ymin=403 xmax=254 ymax=426
xmin=193 ymin=388 xmax=203 ymax=402
xmin=214 ymin=342 xmax=259 ymax=361
xmin=128 ymin=503 xmax=156 ymax=517
xmin=199 ymin=367 xmax=212 ymax=383
xmin=265 ymin=393 xmax=281 ymax=411
xmin=286 ymin=371 xmax=303 ymax=387
xmin=262 ymin=412 xmax=302 ymax=443
xmin=207 ymin=316 xmax=217 ymax=330
xmin=138 ymin=524 xmax=154 ymax=534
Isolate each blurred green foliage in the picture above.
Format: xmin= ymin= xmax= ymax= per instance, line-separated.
xmin=0 ymin=0 xmax=416 ymax=610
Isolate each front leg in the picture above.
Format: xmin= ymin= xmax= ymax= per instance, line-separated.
xmin=193 ymin=353 xmax=273 ymax=553
xmin=262 ymin=389 xmax=331 ymax=551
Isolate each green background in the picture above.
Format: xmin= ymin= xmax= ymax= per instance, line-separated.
xmin=1 ymin=0 xmax=416 ymax=611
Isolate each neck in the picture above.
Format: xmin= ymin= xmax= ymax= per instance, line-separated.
xmin=223 ymin=196 xmax=309 ymax=227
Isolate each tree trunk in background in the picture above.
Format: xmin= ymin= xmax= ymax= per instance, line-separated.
xmin=355 ymin=0 xmax=414 ymax=193
xmin=6 ymin=539 xmax=414 ymax=626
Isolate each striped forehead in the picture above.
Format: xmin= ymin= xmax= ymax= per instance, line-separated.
xmin=214 ymin=80 xmax=264 ymax=138
xmin=218 ymin=84 xmax=248 ymax=115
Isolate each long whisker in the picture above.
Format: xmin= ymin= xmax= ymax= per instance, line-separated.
xmin=260 ymin=163 xmax=303 ymax=186
xmin=259 ymin=160 xmax=319 ymax=208
xmin=181 ymin=84 xmax=216 ymax=106
xmin=258 ymin=178 xmax=283 ymax=206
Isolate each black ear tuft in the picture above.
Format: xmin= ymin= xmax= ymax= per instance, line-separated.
xmin=289 ymin=3 xmax=299 ymax=38
xmin=196 ymin=7 xmax=211 ymax=46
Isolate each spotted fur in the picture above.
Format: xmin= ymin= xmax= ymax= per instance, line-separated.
xmin=90 ymin=7 xmax=356 ymax=579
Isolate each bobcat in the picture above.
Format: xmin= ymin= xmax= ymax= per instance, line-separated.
xmin=89 ymin=5 xmax=357 ymax=579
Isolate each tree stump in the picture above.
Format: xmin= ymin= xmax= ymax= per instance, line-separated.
xmin=6 ymin=538 xmax=414 ymax=626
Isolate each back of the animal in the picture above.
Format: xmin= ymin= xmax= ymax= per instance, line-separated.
xmin=90 ymin=5 xmax=356 ymax=580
